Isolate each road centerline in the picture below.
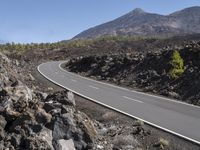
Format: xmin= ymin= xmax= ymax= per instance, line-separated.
xmin=123 ymin=96 xmax=144 ymax=103
xmin=71 ymin=79 xmax=77 ymax=82
xmin=89 ymin=85 xmax=99 ymax=90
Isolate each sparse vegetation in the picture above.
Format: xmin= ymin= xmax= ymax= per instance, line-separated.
xmin=0 ymin=42 xmax=67 ymax=55
xmin=0 ymin=35 xmax=161 ymax=55
xmin=169 ymin=50 xmax=185 ymax=79
xmin=154 ymin=138 xmax=169 ymax=149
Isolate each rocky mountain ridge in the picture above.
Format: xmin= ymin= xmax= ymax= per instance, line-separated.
xmin=74 ymin=6 xmax=200 ymax=39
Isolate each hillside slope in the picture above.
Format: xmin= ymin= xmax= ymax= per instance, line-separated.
xmin=74 ymin=6 xmax=200 ymax=39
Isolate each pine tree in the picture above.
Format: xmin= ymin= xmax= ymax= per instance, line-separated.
xmin=170 ymin=50 xmax=185 ymax=79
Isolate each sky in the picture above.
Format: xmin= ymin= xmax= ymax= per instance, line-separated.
xmin=0 ymin=0 xmax=199 ymax=43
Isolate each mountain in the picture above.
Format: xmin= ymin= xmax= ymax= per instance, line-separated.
xmin=74 ymin=6 xmax=200 ymax=39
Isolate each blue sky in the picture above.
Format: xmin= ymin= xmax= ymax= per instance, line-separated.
xmin=0 ymin=0 xmax=199 ymax=43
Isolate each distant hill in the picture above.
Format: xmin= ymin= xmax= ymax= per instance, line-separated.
xmin=74 ymin=6 xmax=200 ymax=39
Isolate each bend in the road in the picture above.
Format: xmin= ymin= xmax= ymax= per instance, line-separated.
xmin=38 ymin=61 xmax=200 ymax=145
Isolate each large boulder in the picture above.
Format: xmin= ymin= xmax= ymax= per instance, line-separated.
xmin=52 ymin=114 xmax=88 ymax=150
xmin=45 ymin=91 xmax=75 ymax=107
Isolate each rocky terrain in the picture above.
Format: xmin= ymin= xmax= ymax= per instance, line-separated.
xmin=65 ymin=41 xmax=200 ymax=106
xmin=74 ymin=6 xmax=200 ymax=39
xmin=0 ymin=52 xmax=101 ymax=149
xmin=0 ymin=34 xmax=200 ymax=149
xmin=1 ymin=50 xmax=195 ymax=150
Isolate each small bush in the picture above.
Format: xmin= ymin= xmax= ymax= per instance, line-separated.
xmin=154 ymin=138 xmax=169 ymax=149
xmin=169 ymin=50 xmax=185 ymax=79
xmin=159 ymin=138 xmax=169 ymax=146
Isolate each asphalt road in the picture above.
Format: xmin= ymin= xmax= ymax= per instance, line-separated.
xmin=38 ymin=61 xmax=200 ymax=145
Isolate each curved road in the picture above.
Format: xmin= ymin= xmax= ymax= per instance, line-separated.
xmin=38 ymin=61 xmax=200 ymax=145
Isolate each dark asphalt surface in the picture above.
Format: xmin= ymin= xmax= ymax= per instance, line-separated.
xmin=38 ymin=61 xmax=200 ymax=144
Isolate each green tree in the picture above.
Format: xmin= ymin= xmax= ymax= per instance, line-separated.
xmin=170 ymin=50 xmax=185 ymax=79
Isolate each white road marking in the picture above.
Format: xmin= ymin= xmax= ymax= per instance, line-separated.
xmin=71 ymin=79 xmax=77 ymax=82
xmin=123 ymin=96 xmax=144 ymax=103
xmin=89 ymin=85 xmax=99 ymax=90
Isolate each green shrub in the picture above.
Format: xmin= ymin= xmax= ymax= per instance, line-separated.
xmin=169 ymin=50 xmax=185 ymax=79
